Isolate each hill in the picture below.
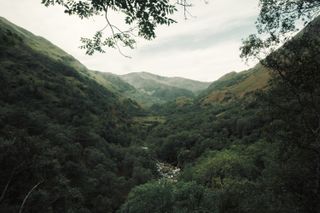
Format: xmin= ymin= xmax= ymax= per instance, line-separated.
xmin=119 ymin=72 xmax=211 ymax=107
xmin=121 ymin=72 xmax=211 ymax=94
xmin=120 ymin=15 xmax=320 ymax=213
xmin=1 ymin=13 xmax=320 ymax=213
xmin=200 ymin=64 xmax=270 ymax=105
xmin=0 ymin=17 xmax=156 ymax=212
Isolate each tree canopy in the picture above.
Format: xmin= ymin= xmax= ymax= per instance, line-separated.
xmin=42 ymin=0 xmax=320 ymax=58
xmin=41 ymin=0 xmax=182 ymax=56
xmin=241 ymin=0 xmax=320 ymax=59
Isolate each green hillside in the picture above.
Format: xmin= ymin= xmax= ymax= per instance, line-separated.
xmin=120 ymin=16 xmax=320 ymax=213
xmin=83 ymin=71 xmax=209 ymax=109
xmin=119 ymin=72 xmax=211 ymax=107
xmin=0 ymin=17 xmax=156 ymax=212
xmin=121 ymin=72 xmax=211 ymax=94
xmin=89 ymin=71 xmax=137 ymax=95
xmin=200 ymin=64 xmax=270 ymax=105
xmin=1 ymin=13 xmax=320 ymax=213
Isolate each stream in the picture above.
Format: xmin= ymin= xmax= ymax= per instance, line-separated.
xmin=156 ymin=161 xmax=181 ymax=181
xmin=141 ymin=146 xmax=181 ymax=181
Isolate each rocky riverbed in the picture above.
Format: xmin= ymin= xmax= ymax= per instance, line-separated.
xmin=156 ymin=161 xmax=180 ymax=181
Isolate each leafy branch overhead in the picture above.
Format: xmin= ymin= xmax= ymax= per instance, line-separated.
xmin=241 ymin=0 xmax=320 ymax=60
xmin=41 ymin=0 xmax=184 ymax=56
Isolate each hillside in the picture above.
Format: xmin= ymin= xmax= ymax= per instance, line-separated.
xmin=89 ymin=71 xmax=137 ymax=95
xmin=119 ymin=72 xmax=211 ymax=107
xmin=120 ymin=15 xmax=320 ymax=213
xmin=121 ymin=72 xmax=211 ymax=94
xmin=200 ymin=64 xmax=270 ymax=105
xmin=0 ymin=17 xmax=156 ymax=212
xmin=1 ymin=12 xmax=320 ymax=213
xmin=0 ymin=17 xmax=146 ymax=113
xmin=149 ymin=64 xmax=270 ymax=113
xmin=197 ymin=16 xmax=320 ymax=107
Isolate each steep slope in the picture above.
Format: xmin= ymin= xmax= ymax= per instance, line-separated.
xmin=90 ymin=71 xmax=157 ymax=109
xmin=200 ymin=16 xmax=320 ymax=106
xmin=88 ymin=71 xmax=145 ymax=114
xmin=0 ymin=17 xmax=143 ymax=113
xmin=0 ymin=17 xmax=156 ymax=212
xmin=90 ymin=71 xmax=137 ymax=94
xmin=0 ymin=17 xmax=89 ymax=75
xmin=200 ymin=64 xmax=270 ymax=105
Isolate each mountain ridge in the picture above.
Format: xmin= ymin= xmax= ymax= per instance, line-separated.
xmin=120 ymin=71 xmax=211 ymax=94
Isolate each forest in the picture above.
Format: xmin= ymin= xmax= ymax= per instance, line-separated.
xmin=0 ymin=0 xmax=320 ymax=213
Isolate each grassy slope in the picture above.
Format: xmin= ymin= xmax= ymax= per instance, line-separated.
xmin=200 ymin=64 xmax=270 ymax=105
xmin=0 ymin=17 xmax=89 ymax=75
xmin=200 ymin=16 xmax=320 ymax=106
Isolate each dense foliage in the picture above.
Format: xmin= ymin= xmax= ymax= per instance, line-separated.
xmin=120 ymin=16 xmax=320 ymax=213
xmin=1 ymin=12 xmax=320 ymax=213
xmin=0 ymin=18 xmax=157 ymax=212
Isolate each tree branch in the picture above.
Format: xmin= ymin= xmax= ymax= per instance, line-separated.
xmin=19 ymin=181 xmax=43 ymax=213
xmin=104 ymin=6 xmax=132 ymax=58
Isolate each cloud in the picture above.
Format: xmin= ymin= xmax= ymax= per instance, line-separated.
xmin=139 ymin=16 xmax=257 ymax=54
xmin=0 ymin=0 xmax=260 ymax=81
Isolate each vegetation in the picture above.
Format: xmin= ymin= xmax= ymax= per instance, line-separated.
xmin=241 ymin=0 xmax=320 ymax=59
xmin=119 ymin=72 xmax=210 ymax=108
xmin=41 ymin=0 xmax=179 ymax=55
xmin=1 ymin=5 xmax=320 ymax=213
xmin=0 ymin=17 xmax=157 ymax=213
xmin=120 ymin=72 xmax=211 ymax=95
xmin=120 ymin=15 xmax=320 ymax=213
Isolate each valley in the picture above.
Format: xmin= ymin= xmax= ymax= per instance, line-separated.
xmin=0 ymin=14 xmax=320 ymax=213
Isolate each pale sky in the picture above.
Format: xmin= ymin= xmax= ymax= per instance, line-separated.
xmin=0 ymin=0 xmax=260 ymax=82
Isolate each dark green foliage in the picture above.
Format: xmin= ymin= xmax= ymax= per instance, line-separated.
xmin=119 ymin=180 xmax=216 ymax=213
xmin=258 ymin=16 xmax=320 ymax=211
xmin=120 ymin=16 xmax=320 ymax=213
xmin=2 ymin=11 xmax=320 ymax=213
xmin=0 ymin=18 xmax=157 ymax=212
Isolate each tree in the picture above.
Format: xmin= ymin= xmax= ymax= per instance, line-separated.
xmin=241 ymin=0 xmax=320 ymax=59
xmin=41 ymin=0 xmax=193 ymax=56
xmin=260 ymin=17 xmax=320 ymax=211
xmin=42 ymin=0 xmax=320 ymax=59
xmin=119 ymin=180 xmax=215 ymax=213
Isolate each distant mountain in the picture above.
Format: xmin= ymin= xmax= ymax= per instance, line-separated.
xmin=119 ymin=72 xmax=211 ymax=107
xmin=121 ymin=72 xmax=211 ymax=94
xmin=89 ymin=71 xmax=138 ymax=98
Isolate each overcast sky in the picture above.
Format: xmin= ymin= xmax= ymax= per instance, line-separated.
xmin=0 ymin=0 xmax=260 ymax=82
